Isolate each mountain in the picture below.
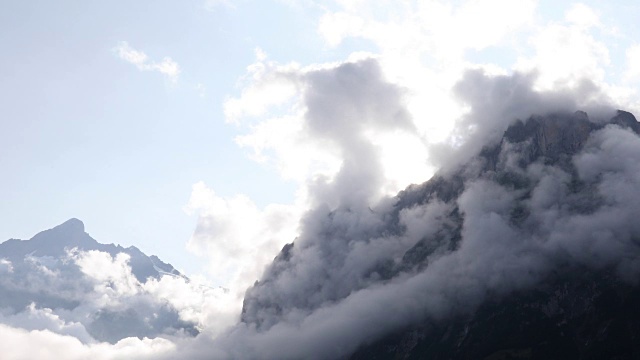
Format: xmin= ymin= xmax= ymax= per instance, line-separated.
xmin=0 ymin=218 xmax=183 ymax=285
xmin=240 ymin=110 xmax=640 ymax=359
xmin=350 ymin=269 xmax=640 ymax=360
xmin=0 ymin=219 xmax=196 ymax=343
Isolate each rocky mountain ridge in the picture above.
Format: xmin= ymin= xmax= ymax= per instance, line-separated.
xmin=1 ymin=218 xmax=182 ymax=284
xmin=0 ymin=218 xmax=196 ymax=343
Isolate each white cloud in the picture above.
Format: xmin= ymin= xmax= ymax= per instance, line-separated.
xmin=0 ymin=258 xmax=13 ymax=273
xmin=224 ymin=52 xmax=431 ymax=205
xmin=314 ymin=0 xmax=538 ymax=181
xmin=565 ymin=2 xmax=601 ymax=29
xmin=72 ymin=250 xmax=140 ymax=306
xmin=625 ymin=44 xmax=640 ymax=81
xmin=0 ymin=303 xmax=95 ymax=344
xmin=114 ymin=42 xmax=180 ymax=82
xmin=0 ymin=323 xmax=175 ymax=360
xmin=184 ymin=181 xmax=301 ymax=299
xmin=514 ymin=14 xmax=610 ymax=90
xmin=143 ymin=274 xmax=235 ymax=337
xmin=317 ymin=11 xmax=365 ymax=47
xmin=318 ymin=0 xmax=536 ymax=60
xmin=223 ymin=50 xmax=300 ymax=124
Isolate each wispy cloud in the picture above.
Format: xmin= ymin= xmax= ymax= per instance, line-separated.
xmin=114 ymin=41 xmax=180 ymax=82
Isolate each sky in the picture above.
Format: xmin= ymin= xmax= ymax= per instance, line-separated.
xmin=3 ymin=0 xmax=640 ymax=357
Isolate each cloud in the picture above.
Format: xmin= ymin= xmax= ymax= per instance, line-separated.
xmin=565 ymin=2 xmax=602 ymax=29
xmin=0 ymin=303 xmax=95 ymax=344
xmin=434 ymin=68 xmax=615 ymax=171
xmin=143 ymin=274 xmax=236 ymax=338
xmin=0 ymin=246 xmax=214 ymax=348
xmin=226 ymin=53 xmax=425 ymax=205
xmin=217 ymin=67 xmax=640 ymax=359
xmin=114 ymin=42 xmax=180 ymax=82
xmin=171 ymin=2 xmax=640 ymax=358
xmin=514 ymin=4 xmax=610 ymax=90
xmin=182 ymin=53 xmax=429 ymax=356
xmin=73 ymin=250 xmax=140 ymax=303
xmin=318 ymin=0 xmax=536 ymax=59
xmin=183 ymin=181 xmax=301 ymax=324
xmin=0 ymin=323 xmax=176 ymax=360
xmin=223 ymin=49 xmax=299 ymax=124
xmin=0 ymin=258 xmax=13 ymax=273
xmin=625 ymin=44 xmax=640 ymax=81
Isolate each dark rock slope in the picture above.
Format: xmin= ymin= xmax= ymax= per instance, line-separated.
xmin=350 ymin=269 xmax=640 ymax=360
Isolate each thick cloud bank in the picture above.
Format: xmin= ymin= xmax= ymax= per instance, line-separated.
xmin=193 ymin=68 xmax=640 ymax=359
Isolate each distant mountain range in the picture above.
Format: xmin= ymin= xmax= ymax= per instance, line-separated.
xmin=241 ymin=110 xmax=640 ymax=359
xmin=0 ymin=218 xmax=196 ymax=343
xmin=1 ymin=218 xmax=183 ymax=284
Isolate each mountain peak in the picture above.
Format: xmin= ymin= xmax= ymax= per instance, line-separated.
xmin=503 ymin=111 xmax=595 ymax=154
xmin=54 ymin=218 xmax=85 ymax=234
xmin=482 ymin=110 xmax=640 ymax=173
xmin=610 ymin=109 xmax=640 ymax=133
xmin=28 ymin=218 xmax=89 ymax=246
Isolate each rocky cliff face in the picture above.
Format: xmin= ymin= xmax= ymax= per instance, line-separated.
xmin=350 ymin=269 xmax=640 ymax=360
xmin=241 ymin=110 xmax=640 ymax=359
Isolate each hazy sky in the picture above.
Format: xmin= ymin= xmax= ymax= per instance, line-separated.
xmin=2 ymin=0 xmax=640 ymax=282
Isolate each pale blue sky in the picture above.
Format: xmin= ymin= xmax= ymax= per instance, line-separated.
xmin=2 ymin=0 xmax=640 ymax=279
